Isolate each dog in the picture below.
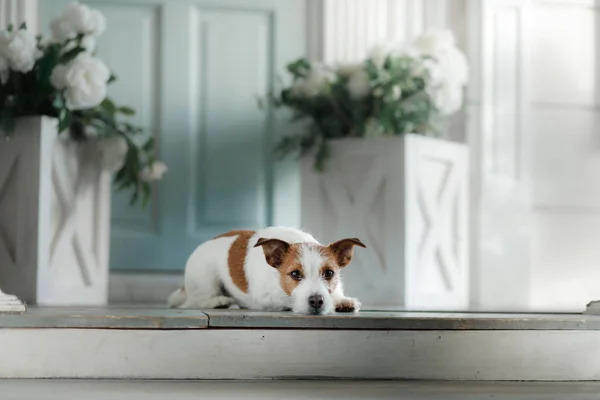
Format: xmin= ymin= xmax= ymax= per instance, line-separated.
xmin=167 ymin=227 xmax=366 ymax=315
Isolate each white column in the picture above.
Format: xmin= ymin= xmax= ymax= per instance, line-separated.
xmin=467 ymin=0 xmax=532 ymax=310
xmin=0 ymin=0 xmax=38 ymax=32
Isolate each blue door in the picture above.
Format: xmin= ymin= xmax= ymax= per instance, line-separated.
xmin=40 ymin=0 xmax=305 ymax=271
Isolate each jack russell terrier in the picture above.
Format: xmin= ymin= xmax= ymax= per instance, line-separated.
xmin=168 ymin=227 xmax=366 ymax=315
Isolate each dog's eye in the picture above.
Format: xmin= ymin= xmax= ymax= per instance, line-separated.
xmin=323 ymin=269 xmax=335 ymax=279
xmin=290 ymin=270 xmax=302 ymax=280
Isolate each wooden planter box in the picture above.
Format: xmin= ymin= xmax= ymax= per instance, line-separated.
xmin=0 ymin=117 xmax=111 ymax=306
xmin=301 ymin=134 xmax=470 ymax=310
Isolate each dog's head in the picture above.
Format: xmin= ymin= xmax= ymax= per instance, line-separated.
xmin=254 ymin=237 xmax=366 ymax=315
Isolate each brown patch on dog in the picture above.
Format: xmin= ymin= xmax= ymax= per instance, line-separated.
xmin=216 ymin=230 xmax=255 ymax=293
xmin=254 ymin=238 xmax=292 ymax=268
xmin=328 ymin=238 xmax=366 ymax=267
xmin=254 ymin=238 xmax=304 ymax=296
xmin=278 ymin=246 xmax=304 ymax=295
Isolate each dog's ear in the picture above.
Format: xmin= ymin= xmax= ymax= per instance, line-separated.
xmin=254 ymin=238 xmax=291 ymax=268
xmin=328 ymin=238 xmax=366 ymax=268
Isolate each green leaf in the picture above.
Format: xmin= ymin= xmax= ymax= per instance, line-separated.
xmin=36 ymin=44 xmax=61 ymax=89
xmin=60 ymin=47 xmax=85 ymax=64
xmin=101 ymin=98 xmax=117 ymax=116
xmin=107 ymin=74 xmax=117 ymax=84
xmin=129 ymin=189 xmax=139 ymax=206
xmin=117 ymin=106 xmax=136 ymax=116
xmin=114 ymin=166 xmax=127 ymax=183
xmin=58 ymin=110 xmax=72 ymax=132
xmin=19 ymin=22 xmax=27 ymax=30
xmin=52 ymin=94 xmax=65 ymax=110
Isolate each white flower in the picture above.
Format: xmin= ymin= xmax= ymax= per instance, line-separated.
xmin=417 ymin=58 xmax=442 ymax=83
xmin=429 ymin=82 xmax=464 ymax=115
xmin=368 ymin=42 xmax=400 ymax=69
xmin=0 ymin=29 xmax=40 ymax=73
xmin=290 ymin=64 xmax=334 ymax=98
xmin=412 ymin=29 xmax=456 ymax=55
xmin=50 ymin=2 xmax=107 ymax=40
xmin=140 ymin=161 xmax=168 ymax=181
xmin=412 ymin=29 xmax=469 ymax=116
xmin=413 ymin=29 xmax=468 ymax=86
xmin=437 ymin=47 xmax=469 ymax=87
xmin=425 ymin=49 xmax=468 ymax=115
xmin=50 ymin=17 xmax=75 ymax=42
xmin=97 ymin=136 xmax=127 ymax=172
xmin=346 ymin=69 xmax=370 ymax=100
xmin=391 ymin=85 xmax=402 ymax=101
xmin=62 ymin=35 xmax=96 ymax=54
xmin=50 ymin=53 xmax=110 ymax=110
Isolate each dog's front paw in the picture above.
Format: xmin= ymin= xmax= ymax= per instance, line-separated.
xmin=335 ymin=298 xmax=361 ymax=313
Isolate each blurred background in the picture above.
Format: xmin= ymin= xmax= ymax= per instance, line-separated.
xmin=1 ymin=0 xmax=598 ymax=313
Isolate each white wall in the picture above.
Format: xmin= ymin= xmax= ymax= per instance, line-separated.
xmin=310 ymin=0 xmax=462 ymax=64
xmin=529 ymin=0 xmax=600 ymax=311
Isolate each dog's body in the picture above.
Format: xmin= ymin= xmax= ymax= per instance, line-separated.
xmin=168 ymin=227 xmax=365 ymax=314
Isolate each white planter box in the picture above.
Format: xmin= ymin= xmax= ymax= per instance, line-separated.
xmin=0 ymin=117 xmax=111 ymax=306
xmin=301 ymin=134 xmax=469 ymax=310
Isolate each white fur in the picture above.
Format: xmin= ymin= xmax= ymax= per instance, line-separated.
xmin=168 ymin=227 xmax=359 ymax=314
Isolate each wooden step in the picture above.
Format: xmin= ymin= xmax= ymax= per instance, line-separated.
xmin=1 ymin=308 xmax=599 ymax=381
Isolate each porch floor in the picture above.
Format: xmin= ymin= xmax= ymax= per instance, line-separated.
xmin=0 ymin=307 xmax=596 ymax=330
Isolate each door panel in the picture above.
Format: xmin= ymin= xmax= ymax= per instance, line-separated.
xmin=40 ymin=0 xmax=305 ymax=271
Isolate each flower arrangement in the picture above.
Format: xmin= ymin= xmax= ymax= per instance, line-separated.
xmin=0 ymin=2 xmax=166 ymax=205
xmin=263 ymin=29 xmax=469 ymax=171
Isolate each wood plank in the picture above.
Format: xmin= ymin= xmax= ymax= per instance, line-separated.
xmin=4 ymin=308 xmax=600 ymax=330
xmin=203 ymin=309 xmax=600 ymax=330
xmin=2 ymin=328 xmax=600 ymax=380
xmin=0 ymin=308 xmax=207 ymax=329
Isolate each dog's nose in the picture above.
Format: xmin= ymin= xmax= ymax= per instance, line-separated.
xmin=308 ymin=294 xmax=324 ymax=309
